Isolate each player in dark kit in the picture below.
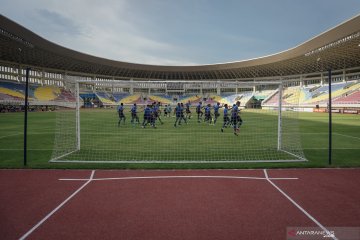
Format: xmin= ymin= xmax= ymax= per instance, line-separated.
xmin=149 ymin=104 xmax=157 ymax=128
xmin=221 ymin=104 xmax=231 ymax=132
xmin=164 ymin=105 xmax=168 ymax=117
xmin=196 ymin=102 xmax=204 ymax=123
xmin=204 ymin=104 xmax=213 ymax=124
xmin=153 ymin=102 xmax=163 ymax=124
xmin=185 ymin=101 xmax=191 ymax=119
xmin=117 ymin=103 xmax=126 ymax=126
xmin=179 ymin=103 xmax=188 ymax=125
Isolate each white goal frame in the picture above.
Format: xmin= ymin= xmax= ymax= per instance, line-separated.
xmin=49 ymin=79 xmax=307 ymax=164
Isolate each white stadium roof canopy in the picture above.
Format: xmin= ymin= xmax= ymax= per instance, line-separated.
xmin=1 ymin=14 xmax=360 ymax=81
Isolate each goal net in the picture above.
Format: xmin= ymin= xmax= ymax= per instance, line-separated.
xmin=50 ymin=78 xmax=306 ymax=163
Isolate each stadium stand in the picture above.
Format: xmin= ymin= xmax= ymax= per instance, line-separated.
xmin=112 ymin=92 xmax=130 ymax=103
xmin=34 ymin=86 xmax=61 ymax=101
xmin=57 ymin=89 xmax=77 ymax=102
xmin=262 ymin=81 xmax=360 ymax=106
xmin=148 ymin=94 xmax=173 ymax=104
xmin=0 ymin=81 xmax=76 ymax=104
xmin=253 ymin=90 xmax=275 ymax=100
xmin=120 ymin=93 xmax=142 ymax=104
xmin=0 ymin=81 xmax=35 ymax=100
xmin=334 ymin=90 xmax=360 ymax=104
xmin=1 ymin=78 xmax=360 ymax=108
xmin=95 ymin=92 xmax=116 ymax=105
xmin=221 ymin=92 xmax=253 ymax=106
xmin=303 ymin=82 xmax=348 ymax=104
xmin=178 ymin=94 xmax=202 ymax=104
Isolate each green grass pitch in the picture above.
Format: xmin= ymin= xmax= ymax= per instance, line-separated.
xmin=0 ymin=108 xmax=359 ymax=169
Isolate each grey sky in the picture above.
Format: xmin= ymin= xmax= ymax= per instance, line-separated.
xmin=1 ymin=0 xmax=360 ymax=65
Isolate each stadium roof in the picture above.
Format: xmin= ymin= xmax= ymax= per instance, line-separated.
xmin=1 ymin=14 xmax=360 ymax=80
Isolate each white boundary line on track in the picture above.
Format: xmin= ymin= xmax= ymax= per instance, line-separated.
xmin=263 ymin=169 xmax=337 ymax=240
xmin=58 ymin=175 xmax=298 ymax=181
xmin=19 ymin=170 xmax=95 ymax=240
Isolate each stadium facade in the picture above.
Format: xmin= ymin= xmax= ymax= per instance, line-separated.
xmin=0 ymin=14 xmax=360 ymax=109
xmin=1 ymin=14 xmax=360 ymax=79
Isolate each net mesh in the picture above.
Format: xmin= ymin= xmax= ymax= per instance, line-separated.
xmin=50 ymin=80 xmax=306 ymax=163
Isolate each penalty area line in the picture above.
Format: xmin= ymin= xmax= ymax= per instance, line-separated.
xmin=19 ymin=170 xmax=95 ymax=240
xmin=59 ymin=175 xmax=299 ymax=181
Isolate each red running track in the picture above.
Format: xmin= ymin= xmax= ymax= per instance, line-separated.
xmin=0 ymin=169 xmax=359 ymax=240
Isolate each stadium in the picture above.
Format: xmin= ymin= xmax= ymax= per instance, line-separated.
xmin=1 ymin=6 xmax=360 ymax=240
xmin=1 ymin=13 xmax=360 ymax=165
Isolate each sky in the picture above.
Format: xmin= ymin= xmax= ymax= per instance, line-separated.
xmin=1 ymin=0 xmax=360 ymax=66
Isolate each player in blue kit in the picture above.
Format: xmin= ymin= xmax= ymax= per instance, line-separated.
xmin=142 ymin=105 xmax=154 ymax=128
xmin=174 ymin=103 xmax=183 ymax=127
xmin=213 ymin=102 xmax=222 ymax=125
xmin=166 ymin=104 xmax=172 ymax=117
xmin=220 ymin=104 xmax=231 ymax=132
xmin=130 ymin=103 xmax=139 ymax=126
xmin=117 ymin=103 xmax=126 ymax=126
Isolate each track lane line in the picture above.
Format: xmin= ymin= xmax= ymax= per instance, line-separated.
xmin=263 ymin=169 xmax=337 ymax=240
xmin=18 ymin=170 xmax=95 ymax=240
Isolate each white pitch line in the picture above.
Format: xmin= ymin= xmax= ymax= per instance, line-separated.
xmin=0 ymin=149 xmax=53 ymax=151
xmin=334 ymin=132 xmax=360 ymax=141
xmin=59 ymin=175 xmax=298 ymax=181
xmin=303 ymin=147 xmax=359 ymax=150
xmin=19 ymin=170 xmax=95 ymax=240
xmin=0 ymin=132 xmax=22 ymax=139
xmin=263 ymin=169 xmax=337 ymax=240
xmin=0 ymin=131 xmax=54 ymax=139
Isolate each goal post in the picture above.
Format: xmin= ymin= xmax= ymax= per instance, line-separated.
xmin=277 ymin=82 xmax=283 ymax=151
xmin=76 ymin=81 xmax=81 ymax=151
xmin=50 ymin=79 xmax=307 ymax=164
